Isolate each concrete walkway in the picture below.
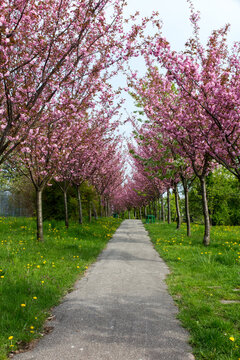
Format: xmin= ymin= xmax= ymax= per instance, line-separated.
xmin=14 ymin=220 xmax=194 ymax=360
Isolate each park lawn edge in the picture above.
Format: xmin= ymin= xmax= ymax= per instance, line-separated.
xmin=145 ymin=221 xmax=240 ymax=360
xmin=0 ymin=217 xmax=122 ymax=360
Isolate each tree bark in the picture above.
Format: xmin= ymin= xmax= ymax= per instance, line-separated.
xmin=99 ymin=195 xmax=103 ymax=217
xmin=173 ymin=183 xmax=181 ymax=230
xmin=36 ymin=188 xmax=44 ymax=242
xmin=128 ymin=210 xmax=130 ymax=219
xmin=92 ymin=201 xmax=98 ymax=219
xmin=161 ymin=194 xmax=165 ymax=222
xmin=200 ymin=176 xmax=210 ymax=246
xmin=89 ymin=202 xmax=92 ymax=223
xmin=167 ymin=189 xmax=171 ymax=224
xmin=139 ymin=207 xmax=142 ymax=220
xmin=76 ymin=185 xmax=83 ymax=224
xmin=182 ymin=182 xmax=191 ymax=236
xmin=63 ymin=189 xmax=69 ymax=229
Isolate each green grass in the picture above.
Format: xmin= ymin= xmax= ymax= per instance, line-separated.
xmin=0 ymin=216 xmax=122 ymax=360
xmin=145 ymin=221 xmax=240 ymax=360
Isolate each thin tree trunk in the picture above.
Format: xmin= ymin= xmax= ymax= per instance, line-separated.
xmin=144 ymin=206 xmax=147 ymax=217
xmin=36 ymin=188 xmax=44 ymax=242
xmin=158 ymin=198 xmax=161 ymax=221
xmin=183 ymin=183 xmax=191 ymax=236
xmin=76 ymin=185 xmax=83 ymax=224
xmin=200 ymin=176 xmax=210 ymax=246
xmin=139 ymin=207 xmax=142 ymax=220
xmin=89 ymin=202 xmax=92 ymax=223
xmin=174 ymin=183 xmax=181 ymax=230
xmin=99 ymin=195 xmax=103 ymax=217
xmin=153 ymin=200 xmax=157 ymax=218
xmin=167 ymin=189 xmax=171 ymax=224
xmin=128 ymin=210 xmax=130 ymax=219
xmin=161 ymin=194 xmax=165 ymax=222
xmin=63 ymin=189 xmax=69 ymax=229
xmin=92 ymin=201 xmax=98 ymax=219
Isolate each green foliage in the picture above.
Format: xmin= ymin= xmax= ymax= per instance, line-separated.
xmin=0 ymin=216 xmax=122 ymax=359
xmin=146 ymin=221 xmax=240 ymax=360
xmin=42 ymin=181 xmax=100 ymax=221
xmin=188 ymin=167 xmax=240 ymax=225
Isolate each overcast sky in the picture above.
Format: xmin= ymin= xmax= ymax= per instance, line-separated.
xmin=125 ymin=0 xmax=240 ymax=49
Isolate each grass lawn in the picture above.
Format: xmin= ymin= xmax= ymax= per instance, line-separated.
xmin=145 ymin=221 xmax=240 ymax=360
xmin=0 ymin=216 xmax=122 ymax=360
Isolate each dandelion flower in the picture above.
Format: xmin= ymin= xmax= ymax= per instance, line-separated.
xmin=21 ymin=304 xmax=26 ymax=307
xmin=229 ymin=336 xmax=235 ymax=342
xmin=8 ymin=336 xmax=13 ymax=340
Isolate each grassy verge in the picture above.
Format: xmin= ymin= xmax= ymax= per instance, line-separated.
xmin=145 ymin=222 xmax=240 ymax=360
xmin=0 ymin=216 xmax=122 ymax=360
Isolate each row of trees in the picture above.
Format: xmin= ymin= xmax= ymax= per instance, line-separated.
xmin=112 ymin=1 xmax=240 ymax=246
xmin=0 ymin=0 xmax=162 ymax=240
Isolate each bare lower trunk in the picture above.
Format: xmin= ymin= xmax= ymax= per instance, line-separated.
xmin=89 ymin=202 xmax=92 ymax=223
xmin=36 ymin=188 xmax=44 ymax=242
xmin=161 ymin=194 xmax=165 ymax=222
xmin=174 ymin=184 xmax=181 ymax=230
xmin=153 ymin=200 xmax=157 ymax=218
xmin=183 ymin=184 xmax=191 ymax=236
xmin=167 ymin=189 xmax=171 ymax=224
xmin=139 ymin=207 xmax=142 ymax=220
xmin=144 ymin=206 xmax=147 ymax=217
xmin=128 ymin=210 xmax=130 ymax=219
xmin=63 ymin=189 xmax=69 ymax=229
xmin=158 ymin=198 xmax=161 ymax=221
xmin=200 ymin=176 xmax=210 ymax=246
xmin=99 ymin=196 xmax=103 ymax=217
xmin=134 ymin=208 xmax=136 ymax=219
xmin=92 ymin=201 xmax=98 ymax=219
xmin=76 ymin=185 xmax=83 ymax=224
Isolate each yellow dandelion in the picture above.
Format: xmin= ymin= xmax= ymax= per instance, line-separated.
xmin=229 ymin=336 xmax=235 ymax=342
xmin=21 ymin=303 xmax=26 ymax=307
xmin=8 ymin=336 xmax=13 ymax=340
xmin=33 ymin=296 xmax=37 ymax=300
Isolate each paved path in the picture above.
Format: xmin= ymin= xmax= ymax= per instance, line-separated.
xmin=14 ymin=220 xmax=194 ymax=360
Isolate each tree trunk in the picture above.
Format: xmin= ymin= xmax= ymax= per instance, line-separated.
xmin=139 ymin=207 xmax=142 ymax=220
xmin=36 ymin=188 xmax=44 ymax=242
xmin=92 ymin=201 xmax=98 ymax=219
xmin=76 ymin=185 xmax=83 ymax=224
xmin=153 ymin=200 xmax=157 ymax=218
xmin=167 ymin=189 xmax=171 ymax=224
xmin=128 ymin=210 xmax=130 ymax=219
xmin=174 ymin=183 xmax=181 ymax=230
xmin=200 ymin=176 xmax=210 ymax=246
xmin=144 ymin=206 xmax=147 ymax=218
xmin=134 ymin=208 xmax=136 ymax=219
xmin=63 ymin=189 xmax=69 ymax=229
xmin=161 ymin=194 xmax=165 ymax=222
xmin=183 ymin=183 xmax=191 ymax=236
xmin=89 ymin=202 xmax=92 ymax=223
xmin=99 ymin=196 xmax=103 ymax=217
xmin=158 ymin=198 xmax=161 ymax=221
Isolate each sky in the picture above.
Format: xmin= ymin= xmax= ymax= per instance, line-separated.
xmin=125 ymin=0 xmax=240 ymax=50
xmin=115 ymin=0 xmax=240 ymax=137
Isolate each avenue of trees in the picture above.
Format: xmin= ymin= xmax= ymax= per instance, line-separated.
xmin=1 ymin=0 xmax=240 ymax=246
xmin=112 ymin=1 xmax=240 ymax=246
